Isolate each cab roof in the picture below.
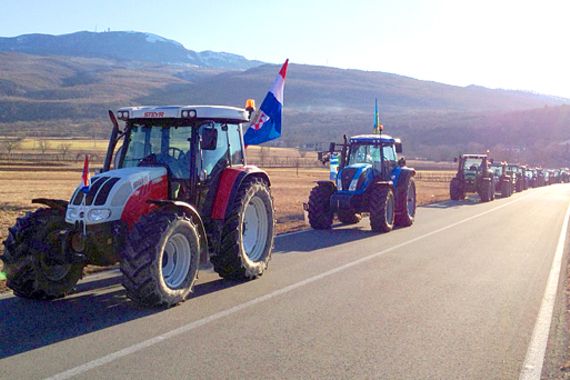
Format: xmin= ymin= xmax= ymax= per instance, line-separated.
xmin=350 ymin=134 xmax=399 ymax=144
xmin=117 ymin=105 xmax=249 ymax=123
xmin=461 ymin=153 xmax=488 ymax=159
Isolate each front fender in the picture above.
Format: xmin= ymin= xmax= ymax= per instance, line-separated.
xmin=148 ymin=200 xmax=209 ymax=265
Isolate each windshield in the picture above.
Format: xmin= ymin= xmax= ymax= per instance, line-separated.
xmin=122 ymin=124 xmax=192 ymax=179
xmin=463 ymin=158 xmax=483 ymax=171
xmin=348 ymin=144 xmax=381 ymax=165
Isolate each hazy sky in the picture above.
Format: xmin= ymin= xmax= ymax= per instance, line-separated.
xmin=2 ymin=0 xmax=570 ymax=97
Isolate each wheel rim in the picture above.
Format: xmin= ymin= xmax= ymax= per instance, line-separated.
xmin=386 ymin=193 xmax=395 ymax=224
xmin=161 ymin=232 xmax=192 ymax=289
xmin=40 ymin=230 xmax=72 ymax=281
xmin=39 ymin=259 xmax=72 ymax=281
xmin=407 ymin=184 xmax=416 ymax=216
xmin=242 ymin=196 xmax=269 ymax=262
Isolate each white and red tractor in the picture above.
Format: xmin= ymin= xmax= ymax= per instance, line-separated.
xmin=1 ymin=104 xmax=274 ymax=307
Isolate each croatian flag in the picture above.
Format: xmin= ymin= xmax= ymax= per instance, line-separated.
xmin=81 ymin=155 xmax=90 ymax=193
xmin=244 ymin=59 xmax=289 ymax=145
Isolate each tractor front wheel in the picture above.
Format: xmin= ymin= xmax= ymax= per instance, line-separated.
xmin=369 ymin=186 xmax=395 ymax=233
xmin=450 ymin=178 xmax=464 ymax=200
xmin=307 ymin=183 xmax=334 ymax=229
xmin=121 ymin=211 xmax=200 ymax=307
xmin=1 ymin=208 xmax=84 ymax=300
xmin=479 ymin=179 xmax=493 ymax=202
xmin=211 ymin=178 xmax=274 ymax=280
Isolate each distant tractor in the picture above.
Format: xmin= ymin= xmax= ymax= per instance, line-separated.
xmin=449 ymin=154 xmax=495 ymax=202
xmin=490 ymin=162 xmax=514 ymax=198
xmin=308 ymin=134 xmax=416 ymax=233
xmin=1 ymin=105 xmax=275 ymax=307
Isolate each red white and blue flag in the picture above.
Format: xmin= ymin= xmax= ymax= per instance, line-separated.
xmin=244 ymin=59 xmax=288 ymax=145
xmin=81 ymin=155 xmax=90 ymax=193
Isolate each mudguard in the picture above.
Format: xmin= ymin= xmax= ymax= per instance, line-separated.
xmin=32 ymin=198 xmax=68 ymax=211
xmin=148 ymin=200 xmax=209 ymax=264
xmin=211 ymin=166 xmax=270 ymax=220
xmin=316 ymin=180 xmax=336 ymax=192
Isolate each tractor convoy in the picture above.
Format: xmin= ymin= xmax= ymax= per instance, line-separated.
xmin=1 ymin=81 xmax=568 ymax=307
xmin=450 ymin=152 xmax=568 ymax=203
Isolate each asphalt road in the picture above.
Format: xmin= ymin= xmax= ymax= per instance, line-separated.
xmin=1 ymin=184 xmax=569 ymax=380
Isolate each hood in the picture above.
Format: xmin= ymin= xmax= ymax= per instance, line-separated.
xmin=66 ymin=167 xmax=167 ymax=225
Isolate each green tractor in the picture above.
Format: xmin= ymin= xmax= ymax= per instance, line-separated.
xmin=449 ymin=154 xmax=496 ymax=202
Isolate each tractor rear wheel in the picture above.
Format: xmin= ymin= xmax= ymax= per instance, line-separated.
xmin=211 ymin=178 xmax=274 ymax=280
xmin=369 ymin=186 xmax=395 ymax=233
xmin=500 ymin=180 xmax=511 ymax=198
xmin=121 ymin=211 xmax=200 ymax=307
xmin=479 ymin=179 xmax=493 ymax=202
xmin=395 ymin=177 xmax=416 ymax=227
xmin=450 ymin=178 xmax=464 ymax=200
xmin=307 ymin=183 xmax=334 ymax=229
xmin=337 ymin=210 xmax=361 ymax=225
xmin=1 ymin=208 xmax=83 ymax=299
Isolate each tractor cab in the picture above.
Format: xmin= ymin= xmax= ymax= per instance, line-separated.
xmin=334 ymin=134 xmax=403 ymax=194
xmin=104 ymin=106 xmax=250 ymax=210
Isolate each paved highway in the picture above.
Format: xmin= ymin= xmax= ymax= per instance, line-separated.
xmin=1 ymin=184 xmax=569 ymax=379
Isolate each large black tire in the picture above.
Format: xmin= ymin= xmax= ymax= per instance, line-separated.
xmin=211 ymin=177 xmax=274 ymax=280
xmin=395 ymin=177 xmax=416 ymax=227
xmin=337 ymin=210 xmax=362 ymax=225
xmin=450 ymin=178 xmax=464 ymax=200
xmin=500 ymin=180 xmax=511 ymax=198
xmin=121 ymin=211 xmax=201 ymax=307
xmin=307 ymin=183 xmax=334 ymax=229
xmin=369 ymin=186 xmax=395 ymax=233
xmin=1 ymin=208 xmax=83 ymax=300
xmin=478 ymin=179 xmax=493 ymax=202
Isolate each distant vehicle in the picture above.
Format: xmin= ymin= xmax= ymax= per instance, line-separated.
xmin=450 ymin=154 xmax=496 ymax=202
xmin=490 ymin=162 xmax=514 ymax=198
xmin=308 ymin=134 xmax=416 ymax=233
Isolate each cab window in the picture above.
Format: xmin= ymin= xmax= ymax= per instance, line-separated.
xmin=382 ymin=145 xmax=397 ymax=162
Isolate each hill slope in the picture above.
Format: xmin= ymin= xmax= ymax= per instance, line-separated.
xmin=0 ymin=31 xmax=263 ymax=70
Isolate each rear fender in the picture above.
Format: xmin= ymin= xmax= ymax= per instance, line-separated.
xmin=316 ymin=180 xmax=336 ymax=192
xmin=32 ymin=198 xmax=68 ymax=211
xmin=148 ymin=200 xmax=209 ymax=265
xmin=211 ymin=166 xmax=270 ymax=220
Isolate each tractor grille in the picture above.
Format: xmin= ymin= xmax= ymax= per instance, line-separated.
xmin=71 ymin=176 xmax=120 ymax=206
xmin=340 ymin=168 xmax=357 ymax=190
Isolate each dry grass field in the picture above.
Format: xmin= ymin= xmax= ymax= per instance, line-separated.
xmin=0 ymin=164 xmax=449 ymax=291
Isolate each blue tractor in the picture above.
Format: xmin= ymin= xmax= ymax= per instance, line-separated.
xmin=308 ymin=134 xmax=416 ymax=233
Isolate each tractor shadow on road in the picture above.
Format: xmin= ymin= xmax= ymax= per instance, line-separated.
xmin=274 ymin=223 xmax=378 ymax=253
xmin=0 ymin=273 xmax=241 ymax=359
xmin=423 ymin=197 xmax=485 ymax=209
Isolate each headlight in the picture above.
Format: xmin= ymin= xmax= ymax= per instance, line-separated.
xmin=88 ymin=209 xmax=111 ymax=222
xmin=66 ymin=207 xmax=78 ymax=219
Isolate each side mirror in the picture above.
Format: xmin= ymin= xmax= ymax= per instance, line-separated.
xmin=395 ymin=142 xmax=403 ymax=154
xmin=200 ymin=125 xmax=218 ymax=151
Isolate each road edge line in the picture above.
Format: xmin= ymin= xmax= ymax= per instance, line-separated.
xmin=518 ymin=200 xmax=570 ymax=380
xmin=45 ymin=194 xmax=532 ymax=380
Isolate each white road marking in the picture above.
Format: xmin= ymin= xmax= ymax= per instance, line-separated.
xmin=518 ymin=200 xmax=570 ymax=380
xmin=44 ymin=194 xmax=534 ymax=380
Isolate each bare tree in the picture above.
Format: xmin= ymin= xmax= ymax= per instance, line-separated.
xmin=38 ymin=139 xmax=49 ymax=156
xmin=2 ymin=138 xmax=22 ymax=161
xmin=58 ymin=143 xmax=71 ymax=161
